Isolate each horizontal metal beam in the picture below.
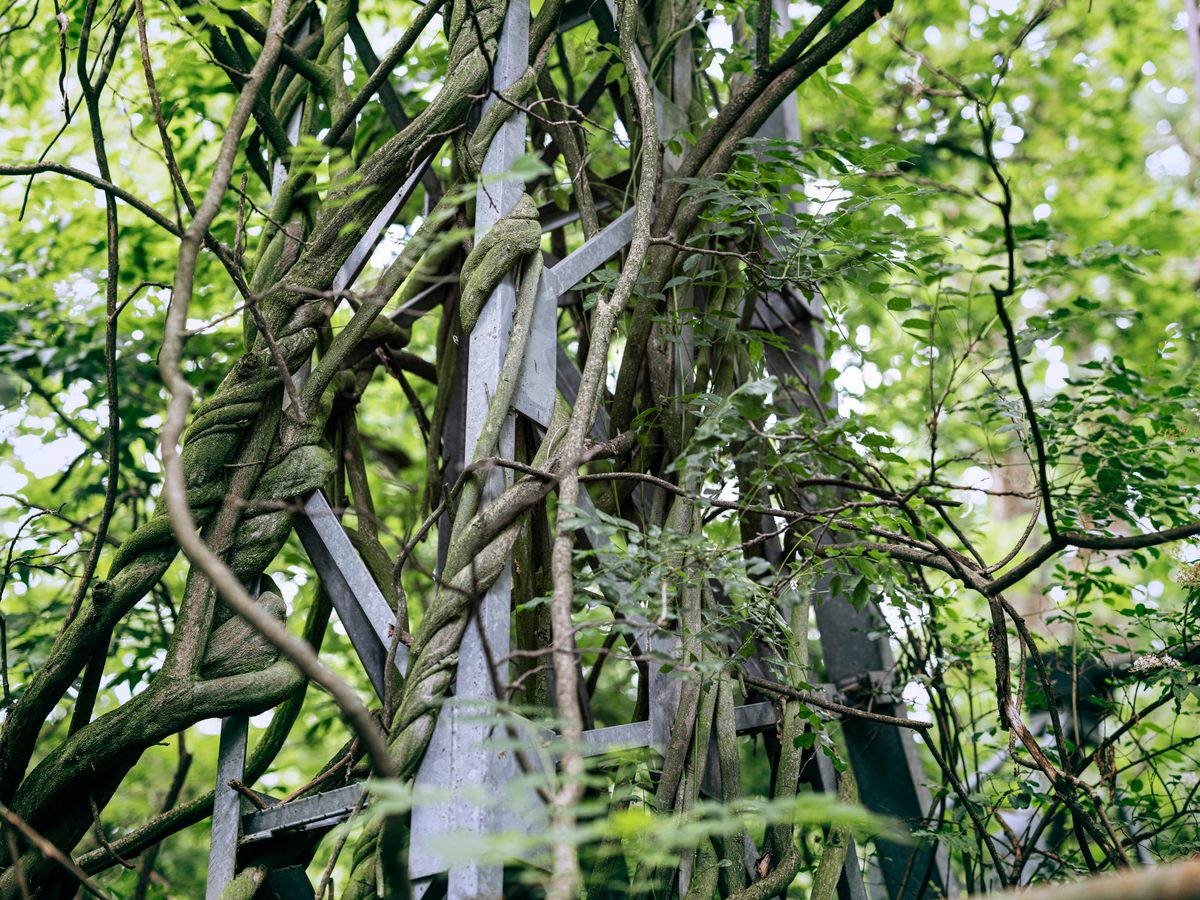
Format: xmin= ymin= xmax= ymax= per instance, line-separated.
xmin=545 ymin=205 xmax=638 ymax=299
xmin=732 ymin=700 xmax=777 ymax=734
xmin=241 ymin=784 xmax=365 ymax=845
xmin=578 ymin=700 xmax=781 ymax=760
xmin=580 ymin=720 xmax=652 ymax=757
xmin=294 ymin=490 xmax=406 ymax=700
xmin=235 ymin=701 xmax=789 ymax=845
xmin=536 ymin=170 xmax=630 ymax=233
xmin=514 ymin=206 xmax=640 ymax=426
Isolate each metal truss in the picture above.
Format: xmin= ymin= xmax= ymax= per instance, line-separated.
xmin=203 ymin=0 xmax=952 ymax=897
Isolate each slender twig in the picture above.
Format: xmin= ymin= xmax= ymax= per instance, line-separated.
xmin=228 ymin=780 xmax=270 ymax=811
xmin=155 ymin=0 xmax=396 ymax=778
xmin=924 ymin=740 xmax=1011 ymax=887
xmin=314 ymin=787 xmax=367 ymax=898
xmin=60 ymin=0 xmax=122 ymax=636
xmin=89 ymin=794 xmax=134 ymax=870
xmin=0 ymin=801 xmax=112 ymax=899
xmin=3 ymin=824 xmax=30 ymax=900
xmin=132 ymin=733 xmax=191 ymax=900
xmin=739 ymin=673 xmax=931 ymax=730
xmin=133 ymin=0 xmax=195 ymax=215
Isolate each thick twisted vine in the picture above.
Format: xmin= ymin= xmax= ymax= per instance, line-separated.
xmin=0 ymin=0 xmax=512 ymax=793
xmin=340 ymin=182 xmax=551 ymax=895
xmin=0 ymin=0 xmax=572 ymax=887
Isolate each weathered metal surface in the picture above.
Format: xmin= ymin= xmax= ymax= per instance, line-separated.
xmin=514 ymin=206 xmax=638 ymax=426
xmin=206 ymin=715 xmax=248 ymax=900
xmin=580 ymin=720 xmax=654 ymax=756
xmin=241 ymin=784 xmax=366 ymax=844
xmin=409 ymin=0 xmax=529 ymax=892
xmin=731 ymin=700 xmax=777 ymax=734
xmin=512 ymin=263 xmax=558 ymax=428
xmin=294 ymin=490 xmax=406 ymax=700
xmin=206 ymin=1 xmax=959 ymax=895
xmin=555 ymin=344 xmax=611 ymax=441
xmin=813 ymin=593 xmax=951 ymax=898
xmin=334 ymin=153 xmax=435 ymax=296
xmin=548 ymin=206 xmax=638 ymax=299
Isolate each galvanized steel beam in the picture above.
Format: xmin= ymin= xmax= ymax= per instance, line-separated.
xmin=409 ymin=0 xmax=531 ymax=892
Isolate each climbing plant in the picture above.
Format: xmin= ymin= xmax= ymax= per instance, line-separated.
xmin=1 ymin=0 xmax=1199 ymax=896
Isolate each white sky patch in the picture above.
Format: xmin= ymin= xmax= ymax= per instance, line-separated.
xmin=416 ymin=14 xmax=444 ymax=48
xmin=878 ymin=595 xmax=908 ymax=639
xmin=835 ymin=365 xmax=865 ymax=396
xmin=607 ymin=337 xmax=624 ymax=394
xmin=613 ymin=118 xmax=630 ymax=148
xmin=370 ymin=219 xmax=419 ymax=270
xmin=60 ymin=382 xmax=90 ymax=414
xmin=0 ymin=464 xmax=28 ymax=497
xmin=1021 ymin=288 xmax=1047 ymax=310
xmin=788 ymin=2 xmax=820 ymax=16
xmin=1002 ymin=124 xmax=1024 ymax=144
xmin=1131 ymin=583 xmax=1158 ymax=608
xmin=706 ymin=17 xmax=733 ymax=78
xmin=1146 ymin=144 xmax=1191 ymax=179
xmin=884 ymin=203 xmax=915 ymax=226
xmin=902 ymin=680 xmax=931 ymax=718
xmin=958 ymin=465 xmax=993 ymax=511
xmin=1034 ymin=339 xmax=1069 ymax=391
xmin=143 ymin=451 xmax=161 ymax=474
xmin=11 ymin=433 xmax=87 ymax=479
xmin=1126 ymin=498 xmax=1157 ymax=536
xmin=862 ymin=361 xmax=882 ymax=390
xmin=804 ymin=177 xmax=851 ymax=211
xmin=279 ymin=578 xmax=300 ymax=612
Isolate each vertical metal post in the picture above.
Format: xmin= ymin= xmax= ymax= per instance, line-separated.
xmin=409 ymin=1 xmax=529 ymax=894
xmin=206 ymin=714 xmax=248 ymax=899
xmin=814 ymin=600 xmax=951 ymax=898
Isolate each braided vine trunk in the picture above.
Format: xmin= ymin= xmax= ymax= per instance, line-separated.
xmin=0 ymin=2 xmax=521 ymax=895
xmin=0 ymin=0 xmax=902 ymax=893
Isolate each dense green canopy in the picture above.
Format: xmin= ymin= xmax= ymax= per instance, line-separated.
xmin=0 ymin=0 xmax=1198 ymax=896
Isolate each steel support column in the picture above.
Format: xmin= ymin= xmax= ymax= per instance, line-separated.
xmin=409 ymin=0 xmax=530 ymax=893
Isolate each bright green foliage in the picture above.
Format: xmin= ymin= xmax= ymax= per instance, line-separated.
xmin=0 ymin=0 xmax=1199 ymax=896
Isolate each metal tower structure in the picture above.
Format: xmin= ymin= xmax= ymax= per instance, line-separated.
xmin=204 ymin=0 xmax=953 ymax=896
